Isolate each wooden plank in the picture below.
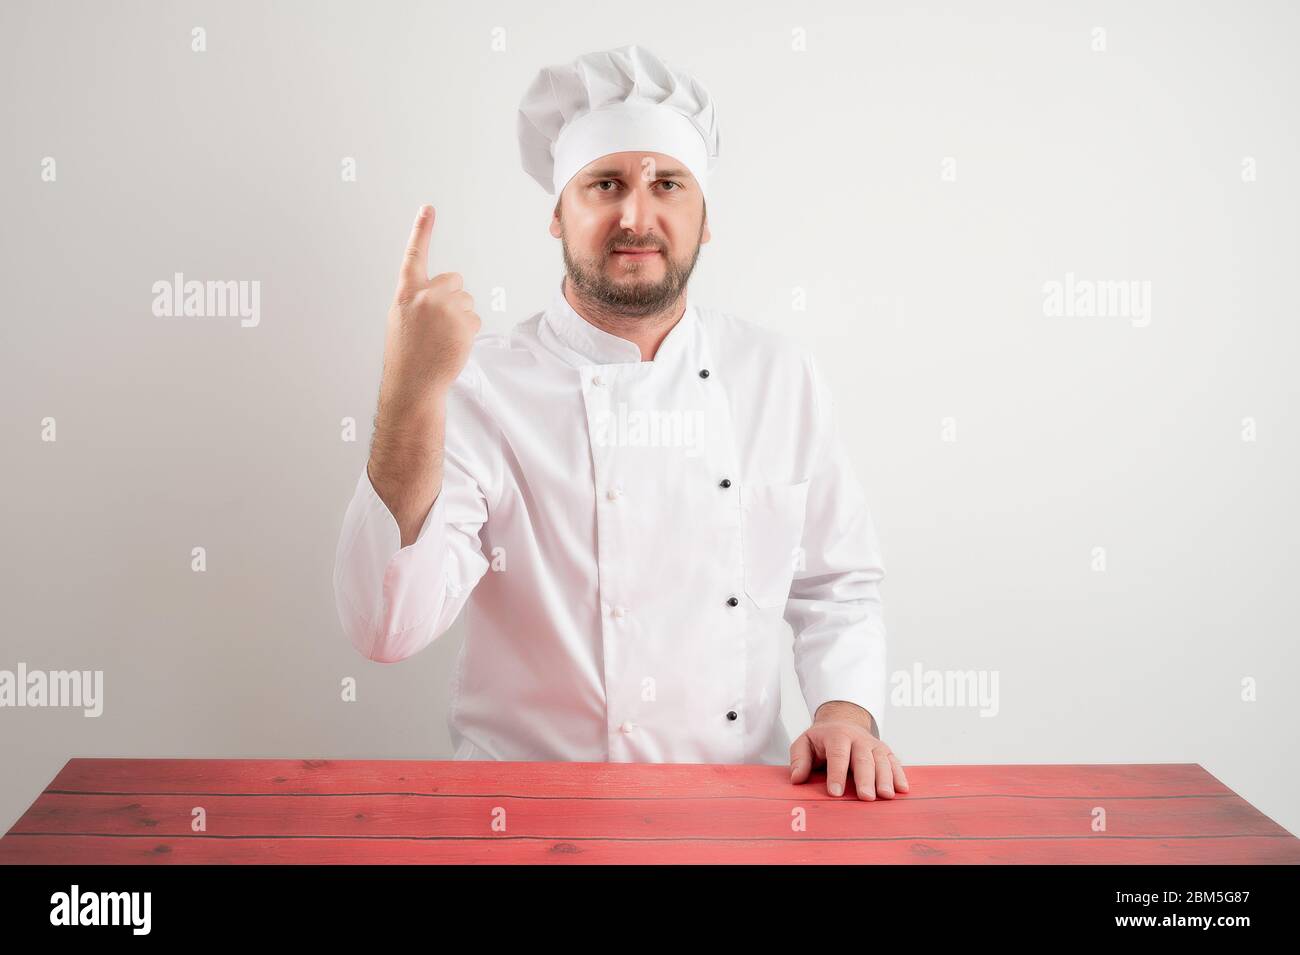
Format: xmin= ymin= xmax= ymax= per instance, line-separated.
xmin=3 ymin=834 xmax=1299 ymax=865
xmin=5 ymin=793 xmax=1283 ymax=840
xmin=42 ymin=758 xmax=1235 ymax=799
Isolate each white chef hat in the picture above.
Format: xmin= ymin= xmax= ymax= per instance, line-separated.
xmin=517 ymin=44 xmax=721 ymax=201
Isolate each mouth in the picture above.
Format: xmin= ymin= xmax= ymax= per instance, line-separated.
xmin=611 ymin=248 xmax=661 ymax=260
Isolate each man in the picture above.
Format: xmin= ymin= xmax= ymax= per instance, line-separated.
xmin=333 ymin=44 xmax=908 ymax=800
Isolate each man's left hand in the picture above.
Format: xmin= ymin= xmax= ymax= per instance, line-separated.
xmin=790 ymin=701 xmax=910 ymax=801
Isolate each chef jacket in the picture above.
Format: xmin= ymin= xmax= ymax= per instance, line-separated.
xmin=332 ymin=275 xmax=888 ymax=765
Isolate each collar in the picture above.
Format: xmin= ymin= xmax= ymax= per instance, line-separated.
xmin=541 ymin=275 xmax=697 ymax=368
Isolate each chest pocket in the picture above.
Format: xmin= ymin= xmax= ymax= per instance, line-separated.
xmin=740 ymin=478 xmax=811 ymax=609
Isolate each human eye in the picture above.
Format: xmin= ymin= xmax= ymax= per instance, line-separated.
xmin=659 ymin=180 xmax=683 ymax=191
xmin=593 ymin=179 xmax=619 ymax=192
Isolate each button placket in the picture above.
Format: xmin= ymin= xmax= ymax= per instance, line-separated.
xmin=582 ymin=364 xmax=625 ymax=753
xmin=676 ymin=343 xmax=747 ymax=762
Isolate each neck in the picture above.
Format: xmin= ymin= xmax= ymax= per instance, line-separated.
xmin=563 ymin=276 xmax=686 ymax=361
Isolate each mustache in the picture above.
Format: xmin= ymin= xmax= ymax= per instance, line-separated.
xmin=608 ymin=240 xmax=664 ymax=252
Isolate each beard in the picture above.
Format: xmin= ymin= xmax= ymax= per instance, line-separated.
xmin=559 ymin=219 xmax=704 ymax=317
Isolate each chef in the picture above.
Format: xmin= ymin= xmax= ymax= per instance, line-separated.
xmin=333 ymin=44 xmax=909 ymax=801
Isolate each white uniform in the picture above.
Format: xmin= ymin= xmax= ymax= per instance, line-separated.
xmin=333 ymin=277 xmax=888 ymax=764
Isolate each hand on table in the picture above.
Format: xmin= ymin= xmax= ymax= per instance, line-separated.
xmin=790 ymin=700 xmax=910 ymax=801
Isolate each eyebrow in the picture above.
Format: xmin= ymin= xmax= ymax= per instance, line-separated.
xmin=582 ymin=167 xmax=690 ymax=181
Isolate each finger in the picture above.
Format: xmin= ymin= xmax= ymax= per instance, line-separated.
xmin=401 ymin=205 xmax=434 ymax=288
xmin=789 ymin=733 xmax=814 ymax=784
xmin=449 ymin=288 xmax=475 ymax=312
xmin=824 ymin=736 xmax=851 ymax=797
xmin=430 ymin=271 xmax=464 ymax=297
xmin=889 ymin=753 xmax=910 ymax=792
xmin=874 ymin=748 xmax=896 ymax=799
xmin=851 ymin=743 xmax=877 ymax=801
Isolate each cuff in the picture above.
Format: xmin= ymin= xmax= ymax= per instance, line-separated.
xmin=334 ymin=466 xmax=450 ymax=652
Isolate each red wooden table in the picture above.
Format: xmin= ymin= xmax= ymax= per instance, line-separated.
xmin=1 ymin=758 xmax=1296 ymax=864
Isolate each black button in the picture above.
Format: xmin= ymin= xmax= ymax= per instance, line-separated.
xmin=726 ymin=596 xmax=739 ymax=607
xmin=719 ymin=478 xmax=731 ymax=488
xmin=698 ymin=368 xmax=710 ymax=378
xmin=726 ymin=710 xmax=738 ymax=721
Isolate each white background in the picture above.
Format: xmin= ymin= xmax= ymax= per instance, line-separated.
xmin=2 ymin=0 xmax=1297 ymax=838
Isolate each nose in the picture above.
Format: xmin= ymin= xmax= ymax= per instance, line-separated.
xmin=617 ymin=185 xmax=656 ymax=240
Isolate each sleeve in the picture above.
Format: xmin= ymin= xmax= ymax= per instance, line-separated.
xmin=332 ymin=382 xmax=493 ymax=664
xmin=786 ymin=352 xmax=889 ymax=738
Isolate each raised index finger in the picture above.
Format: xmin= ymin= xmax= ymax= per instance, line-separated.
xmin=400 ymin=204 xmax=434 ymax=288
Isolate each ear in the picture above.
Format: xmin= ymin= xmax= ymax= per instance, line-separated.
xmin=700 ymin=200 xmax=711 ymax=244
xmin=549 ymin=197 xmax=562 ymax=239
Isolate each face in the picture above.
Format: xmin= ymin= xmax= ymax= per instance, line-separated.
xmin=550 ymin=151 xmax=710 ymax=316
